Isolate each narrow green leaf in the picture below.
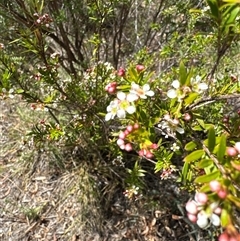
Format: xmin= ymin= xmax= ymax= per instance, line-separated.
xmin=217 ymin=135 xmax=226 ymax=163
xmin=194 ymin=170 xmax=220 ymax=183
xmin=207 ymin=0 xmax=220 ymax=19
xmin=221 ymin=209 xmax=231 ymax=228
xmin=184 ymin=150 xmax=205 ymax=163
xmin=198 ymin=159 xmax=213 ymax=168
xmin=208 ymin=127 xmax=216 ymax=152
xmin=181 ymin=162 xmax=191 ymax=182
xmin=184 ymin=92 xmax=199 ymax=107
xmin=225 ymin=6 xmax=240 ymax=25
xmin=185 ymin=141 xmax=197 ymax=151
xmin=179 ymin=61 xmax=187 ymax=85
xmin=227 ymin=195 xmax=240 ymax=208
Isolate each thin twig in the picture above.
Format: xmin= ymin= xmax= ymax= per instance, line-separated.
xmin=187 ymin=93 xmax=240 ymax=111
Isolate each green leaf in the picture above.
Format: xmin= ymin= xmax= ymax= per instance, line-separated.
xmin=198 ymin=159 xmax=214 ymax=168
xmin=179 ymin=61 xmax=187 ymax=85
xmin=217 ymin=134 xmax=226 ymax=163
xmin=185 ymin=141 xmax=197 ymax=151
xmin=194 ymin=170 xmax=220 ymax=183
xmin=227 ymin=195 xmax=240 ymax=208
xmin=181 ymin=162 xmax=192 ymax=183
xmin=208 ymin=127 xmax=216 ymax=152
xmin=220 ymin=209 xmax=231 ymax=228
xmin=184 ymin=150 xmax=205 ymax=163
xmin=225 ymin=6 xmax=240 ymax=25
xmin=207 ymin=0 xmax=220 ymax=19
xmin=184 ymin=92 xmax=199 ymax=107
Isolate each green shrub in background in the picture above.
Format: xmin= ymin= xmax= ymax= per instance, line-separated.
xmin=1 ymin=0 xmax=240 ymax=240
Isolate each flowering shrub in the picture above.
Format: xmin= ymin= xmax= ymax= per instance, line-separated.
xmin=0 ymin=0 xmax=240 ymax=240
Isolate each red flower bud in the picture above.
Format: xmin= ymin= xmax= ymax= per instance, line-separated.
xmin=133 ymin=123 xmax=140 ymax=130
xmin=217 ymin=189 xmax=228 ymax=199
xmin=117 ymin=67 xmax=125 ymax=77
xmin=218 ymin=232 xmax=230 ymax=241
xmin=136 ymin=64 xmax=144 ymax=72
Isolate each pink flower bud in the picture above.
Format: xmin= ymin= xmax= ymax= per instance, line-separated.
xmin=138 ymin=149 xmax=144 ymax=156
xmin=218 ymin=232 xmax=230 ymax=241
xmin=145 ymin=151 xmax=154 ymax=159
xmin=217 ymin=189 xmax=228 ymax=199
xmin=187 ymin=213 xmax=197 ymax=223
xmin=223 ymin=116 xmax=229 ymax=123
xmin=117 ymin=67 xmax=125 ymax=77
xmin=124 ymin=130 xmax=130 ymax=136
xmin=126 ymin=125 xmax=134 ymax=133
xmin=186 ymin=201 xmax=198 ymax=215
xmin=125 ymin=143 xmax=133 ymax=152
xmin=151 ymin=143 xmax=158 ymax=150
xmin=209 ymin=180 xmax=221 ymax=192
xmin=133 ymin=123 xmax=140 ymax=130
xmin=234 ymin=142 xmax=240 ymax=154
xmin=136 ymin=64 xmax=144 ymax=72
xmin=119 ymin=132 xmax=126 ymax=139
xmin=117 ymin=138 xmax=125 ymax=146
xmin=184 ymin=113 xmax=191 ymax=121
xmin=195 ymin=192 xmax=208 ymax=205
xmin=226 ymin=147 xmax=238 ymax=157
xmin=108 ymin=86 xmax=116 ymax=94
xmin=214 ymin=207 xmax=222 ymax=215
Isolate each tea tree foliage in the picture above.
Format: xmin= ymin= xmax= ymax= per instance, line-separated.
xmin=1 ymin=0 xmax=240 ymax=240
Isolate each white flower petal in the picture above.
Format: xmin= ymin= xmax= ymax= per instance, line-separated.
xmin=210 ymin=214 xmax=220 ymax=227
xmin=143 ymin=84 xmax=150 ymax=91
xmin=105 ymin=113 xmax=113 ymax=121
xmin=198 ymin=83 xmax=208 ymax=90
xmin=146 ymin=90 xmax=154 ymax=96
xmin=167 ymin=89 xmax=177 ymax=99
xmin=172 ymin=80 xmax=180 ymax=89
xmin=117 ymin=109 xmax=126 ymax=119
xmin=176 ymin=126 xmax=184 ymax=134
xmin=117 ymin=91 xmax=126 ymax=100
xmin=126 ymin=105 xmax=136 ymax=114
xmin=131 ymin=82 xmax=139 ymax=89
xmin=127 ymin=93 xmax=138 ymax=102
xmin=196 ymin=75 xmax=201 ymax=82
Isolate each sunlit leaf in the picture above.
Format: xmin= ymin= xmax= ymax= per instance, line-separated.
xmin=198 ymin=159 xmax=214 ymax=168
xmin=184 ymin=150 xmax=205 ymax=163
xmin=217 ymin=134 xmax=226 ymax=163
xmin=194 ymin=170 xmax=220 ymax=183
xmin=179 ymin=61 xmax=187 ymax=85
xmin=208 ymin=127 xmax=216 ymax=152
xmin=185 ymin=141 xmax=197 ymax=151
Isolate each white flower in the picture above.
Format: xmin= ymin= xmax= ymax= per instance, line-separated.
xmin=191 ymin=75 xmax=208 ymax=93
xmin=117 ymin=92 xmax=136 ymax=118
xmin=167 ymin=80 xmax=182 ymax=100
xmin=210 ymin=213 xmax=220 ymax=227
xmin=197 ymin=211 xmax=209 ymax=229
xmin=171 ymin=143 xmax=180 ymax=152
xmin=105 ymin=99 xmax=119 ymax=121
xmin=158 ymin=115 xmax=184 ymax=137
xmin=130 ymin=82 xmax=154 ymax=99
